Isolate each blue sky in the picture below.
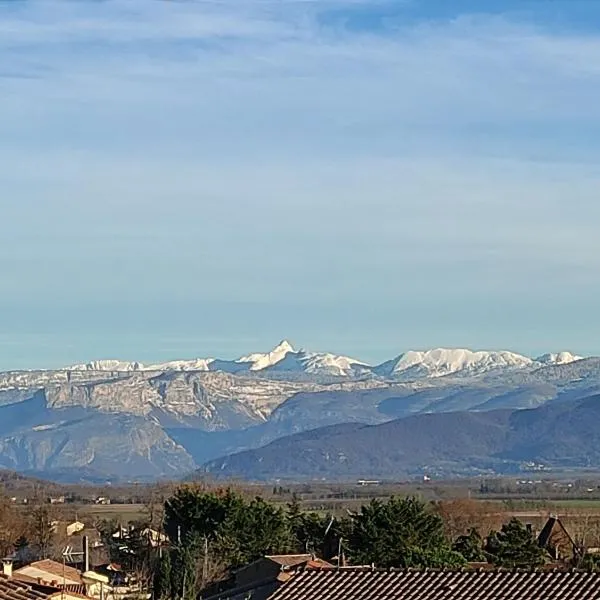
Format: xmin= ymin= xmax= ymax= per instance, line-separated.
xmin=1 ymin=0 xmax=600 ymax=369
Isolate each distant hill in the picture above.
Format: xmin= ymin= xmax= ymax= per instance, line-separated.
xmin=200 ymin=394 xmax=600 ymax=480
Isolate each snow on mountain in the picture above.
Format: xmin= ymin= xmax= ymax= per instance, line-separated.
xmin=236 ymin=340 xmax=296 ymax=371
xmin=65 ymin=341 xmax=298 ymax=374
xmin=374 ymin=348 xmax=534 ymax=380
xmin=535 ymin=352 xmax=583 ymax=366
xmin=67 ymin=358 xmax=213 ymax=372
xmin=263 ymin=350 xmax=369 ymax=377
xmin=65 ymin=343 xmax=586 ymax=381
xmin=68 ymin=359 xmax=145 ymax=372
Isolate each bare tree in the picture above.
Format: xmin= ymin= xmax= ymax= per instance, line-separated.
xmin=25 ymin=503 xmax=59 ymax=560
xmin=0 ymin=494 xmax=25 ymax=557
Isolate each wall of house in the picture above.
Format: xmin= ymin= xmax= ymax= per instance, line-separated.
xmin=234 ymin=561 xmax=280 ymax=588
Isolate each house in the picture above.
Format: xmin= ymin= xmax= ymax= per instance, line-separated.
xmin=537 ymin=516 xmax=582 ymax=562
xmin=234 ymin=555 xmax=331 ymax=590
xmin=94 ymin=564 xmax=128 ymax=587
xmin=95 ymin=498 xmax=110 ymax=505
xmin=0 ymin=573 xmax=91 ymax=600
xmin=14 ymin=559 xmax=85 ymax=588
xmin=67 ymin=528 xmax=104 ymax=552
xmin=140 ymin=528 xmax=168 ymax=548
xmin=264 ymin=568 xmax=600 ymax=600
xmin=81 ymin=570 xmax=110 ymax=599
xmin=202 ymin=555 xmax=332 ymax=600
xmin=111 ymin=526 xmax=132 ymax=540
xmin=13 ymin=560 xmax=109 ymax=600
xmin=67 ymin=521 xmax=86 ymax=537
xmin=48 ymin=497 xmax=65 ymax=505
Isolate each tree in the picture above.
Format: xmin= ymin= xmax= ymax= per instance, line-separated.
xmin=347 ymin=496 xmax=465 ymax=568
xmin=164 ymin=487 xmax=244 ymax=543
xmin=215 ymin=497 xmax=293 ymax=568
xmin=27 ymin=505 xmax=56 ymax=560
xmin=0 ymin=495 xmax=23 ymax=558
xmin=580 ymin=553 xmax=600 ymax=572
xmin=162 ymin=487 xmax=295 ymax=596
xmin=435 ymin=499 xmax=496 ymax=541
xmin=453 ymin=528 xmax=486 ymax=562
xmin=287 ymin=498 xmax=333 ymax=556
xmin=153 ymin=550 xmax=172 ymax=600
xmin=485 ymin=518 xmax=546 ymax=568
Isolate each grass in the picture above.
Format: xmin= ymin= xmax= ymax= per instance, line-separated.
xmin=549 ymin=500 xmax=600 ymax=510
xmin=77 ymin=503 xmax=148 ymax=522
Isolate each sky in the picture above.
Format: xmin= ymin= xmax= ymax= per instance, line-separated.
xmin=1 ymin=0 xmax=600 ymax=369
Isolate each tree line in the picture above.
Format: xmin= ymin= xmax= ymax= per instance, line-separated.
xmin=153 ymin=486 xmax=550 ymax=599
xmin=0 ymin=494 xmax=72 ymax=562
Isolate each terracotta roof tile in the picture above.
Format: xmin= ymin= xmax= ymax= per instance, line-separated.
xmin=267 ymin=568 xmax=600 ymax=600
xmin=0 ymin=575 xmax=55 ymax=600
xmin=265 ymin=555 xmax=313 ymax=567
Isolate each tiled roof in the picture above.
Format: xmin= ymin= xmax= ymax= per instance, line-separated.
xmin=15 ymin=561 xmax=83 ymax=585
xmin=10 ymin=574 xmax=86 ymax=596
xmin=266 ymin=555 xmax=313 ymax=567
xmin=0 ymin=575 xmax=53 ymax=600
xmin=267 ymin=568 xmax=600 ymax=600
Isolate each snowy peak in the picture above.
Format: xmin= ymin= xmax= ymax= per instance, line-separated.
xmin=67 ymin=358 xmax=213 ymax=372
xmin=263 ymin=350 xmax=368 ymax=378
xmin=68 ymin=359 xmax=145 ymax=372
xmin=374 ymin=348 xmax=533 ymax=380
xmin=64 ymin=342 xmax=588 ymax=381
xmin=237 ymin=340 xmax=296 ymax=371
xmin=535 ymin=351 xmax=583 ymax=366
xmin=236 ymin=341 xmax=367 ymax=377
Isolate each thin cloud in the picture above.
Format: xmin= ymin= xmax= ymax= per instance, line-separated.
xmin=1 ymin=0 xmax=599 ymax=367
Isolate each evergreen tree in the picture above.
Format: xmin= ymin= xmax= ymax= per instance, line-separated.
xmin=287 ymin=498 xmax=332 ymax=555
xmin=453 ymin=528 xmax=485 ymax=562
xmin=485 ymin=518 xmax=545 ymax=568
xmin=216 ymin=497 xmax=293 ymax=568
xmin=153 ymin=551 xmax=172 ymax=600
xmin=347 ymin=496 xmax=465 ymax=568
xmin=164 ymin=487 xmax=244 ymax=543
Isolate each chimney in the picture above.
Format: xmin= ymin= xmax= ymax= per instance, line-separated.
xmin=2 ymin=559 xmax=13 ymax=577
xmin=83 ymin=535 xmax=90 ymax=573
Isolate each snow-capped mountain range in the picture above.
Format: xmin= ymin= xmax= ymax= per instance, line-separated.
xmin=0 ymin=340 xmax=594 ymax=482
xmin=66 ymin=341 xmax=583 ymax=381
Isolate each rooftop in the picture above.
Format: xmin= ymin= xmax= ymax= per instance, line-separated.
xmin=0 ymin=575 xmax=48 ymax=600
xmin=267 ymin=568 xmax=600 ymax=600
xmin=14 ymin=561 xmax=84 ymax=587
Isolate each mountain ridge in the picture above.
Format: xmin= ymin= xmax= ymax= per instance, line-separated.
xmin=200 ymin=394 xmax=600 ymax=481
xmin=62 ymin=341 xmax=583 ymax=381
xmin=0 ymin=341 xmax=594 ymax=482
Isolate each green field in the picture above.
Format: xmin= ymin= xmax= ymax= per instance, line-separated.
xmin=77 ymin=503 xmax=149 ymax=522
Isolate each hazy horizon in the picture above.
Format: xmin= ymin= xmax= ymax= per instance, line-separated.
xmin=2 ymin=0 xmax=600 ymax=370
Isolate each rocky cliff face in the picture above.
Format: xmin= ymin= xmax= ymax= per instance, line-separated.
xmin=0 ymin=367 xmax=385 ymax=480
xmin=0 ymin=344 xmax=594 ymax=482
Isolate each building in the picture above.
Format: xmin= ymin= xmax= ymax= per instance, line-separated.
xmin=208 ymin=567 xmax=600 ymax=600
xmin=0 ymin=573 xmax=91 ymax=600
xmin=66 ymin=522 xmax=86 ymax=537
xmin=14 ymin=560 xmax=85 ymax=589
xmin=12 ymin=560 xmax=109 ymax=600
xmin=537 ymin=516 xmax=582 ymax=562
xmin=202 ymin=555 xmax=332 ymax=600
xmin=140 ymin=528 xmax=168 ymax=548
